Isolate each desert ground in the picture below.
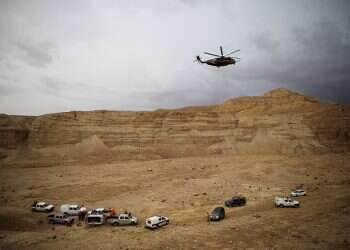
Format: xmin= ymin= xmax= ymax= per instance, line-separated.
xmin=1 ymin=153 xmax=350 ymax=249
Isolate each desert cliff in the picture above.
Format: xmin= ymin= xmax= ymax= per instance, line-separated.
xmin=1 ymin=88 xmax=349 ymax=167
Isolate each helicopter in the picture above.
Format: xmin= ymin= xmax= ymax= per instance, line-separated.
xmin=196 ymin=46 xmax=240 ymax=67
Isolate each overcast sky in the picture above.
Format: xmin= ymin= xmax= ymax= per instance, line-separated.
xmin=0 ymin=0 xmax=350 ymax=115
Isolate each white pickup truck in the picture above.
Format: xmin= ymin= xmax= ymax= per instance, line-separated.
xmin=275 ymin=197 xmax=300 ymax=208
xmin=60 ymin=204 xmax=81 ymax=216
xmin=32 ymin=201 xmax=54 ymax=212
xmin=108 ymin=213 xmax=138 ymax=226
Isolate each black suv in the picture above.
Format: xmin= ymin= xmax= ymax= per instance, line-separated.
xmin=208 ymin=207 xmax=225 ymax=221
xmin=225 ymin=196 xmax=247 ymax=207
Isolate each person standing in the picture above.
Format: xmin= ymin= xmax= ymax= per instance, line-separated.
xmin=110 ymin=207 xmax=116 ymax=217
xmin=80 ymin=205 xmax=87 ymax=221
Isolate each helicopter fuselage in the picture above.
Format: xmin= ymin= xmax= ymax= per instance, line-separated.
xmin=206 ymin=57 xmax=235 ymax=67
xmin=200 ymin=56 xmax=236 ymax=67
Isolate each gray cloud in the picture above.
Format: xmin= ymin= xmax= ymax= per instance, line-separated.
xmin=0 ymin=0 xmax=350 ymax=115
xmin=227 ymin=18 xmax=350 ymax=103
xmin=0 ymin=75 xmax=21 ymax=95
xmin=15 ymin=40 xmax=55 ymax=67
xmin=251 ymin=31 xmax=280 ymax=52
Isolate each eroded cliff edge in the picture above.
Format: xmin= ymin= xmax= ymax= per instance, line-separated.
xmin=1 ymin=88 xmax=349 ymax=166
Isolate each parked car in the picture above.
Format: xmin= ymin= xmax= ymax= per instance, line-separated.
xmin=275 ymin=197 xmax=300 ymax=208
xmin=145 ymin=215 xmax=169 ymax=229
xmin=108 ymin=213 xmax=138 ymax=226
xmin=291 ymin=189 xmax=306 ymax=197
xmin=60 ymin=204 xmax=81 ymax=216
xmin=208 ymin=207 xmax=225 ymax=221
xmin=32 ymin=201 xmax=54 ymax=212
xmin=47 ymin=213 xmax=74 ymax=226
xmin=86 ymin=214 xmax=105 ymax=226
xmin=225 ymin=196 xmax=247 ymax=207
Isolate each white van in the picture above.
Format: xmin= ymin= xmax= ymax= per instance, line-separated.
xmin=60 ymin=204 xmax=81 ymax=216
xmin=87 ymin=214 xmax=105 ymax=226
xmin=145 ymin=215 xmax=169 ymax=229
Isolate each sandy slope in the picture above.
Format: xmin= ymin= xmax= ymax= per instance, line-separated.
xmin=0 ymin=153 xmax=349 ymax=249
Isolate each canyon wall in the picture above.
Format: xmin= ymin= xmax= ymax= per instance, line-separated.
xmin=1 ymin=89 xmax=349 ymax=165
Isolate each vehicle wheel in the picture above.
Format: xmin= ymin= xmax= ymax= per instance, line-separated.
xmin=278 ymin=204 xmax=284 ymax=208
xmin=113 ymin=222 xmax=118 ymax=226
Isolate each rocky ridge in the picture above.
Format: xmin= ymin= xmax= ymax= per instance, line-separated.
xmin=0 ymin=88 xmax=349 ymax=166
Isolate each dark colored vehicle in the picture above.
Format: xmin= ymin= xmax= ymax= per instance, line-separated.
xmin=208 ymin=207 xmax=225 ymax=221
xmin=225 ymin=196 xmax=247 ymax=207
xmin=47 ymin=213 xmax=74 ymax=226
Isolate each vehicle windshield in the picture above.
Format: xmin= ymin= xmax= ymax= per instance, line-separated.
xmin=213 ymin=208 xmax=223 ymax=214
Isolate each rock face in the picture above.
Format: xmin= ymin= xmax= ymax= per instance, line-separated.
xmin=0 ymin=114 xmax=34 ymax=158
xmin=1 ymin=88 xmax=349 ymax=165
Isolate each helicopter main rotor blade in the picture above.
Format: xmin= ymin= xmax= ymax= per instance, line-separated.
xmin=224 ymin=49 xmax=240 ymax=56
xmin=204 ymin=52 xmax=221 ymax=57
xmin=220 ymin=46 xmax=223 ymax=56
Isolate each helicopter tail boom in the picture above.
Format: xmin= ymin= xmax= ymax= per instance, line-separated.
xmin=196 ymin=56 xmax=204 ymax=63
